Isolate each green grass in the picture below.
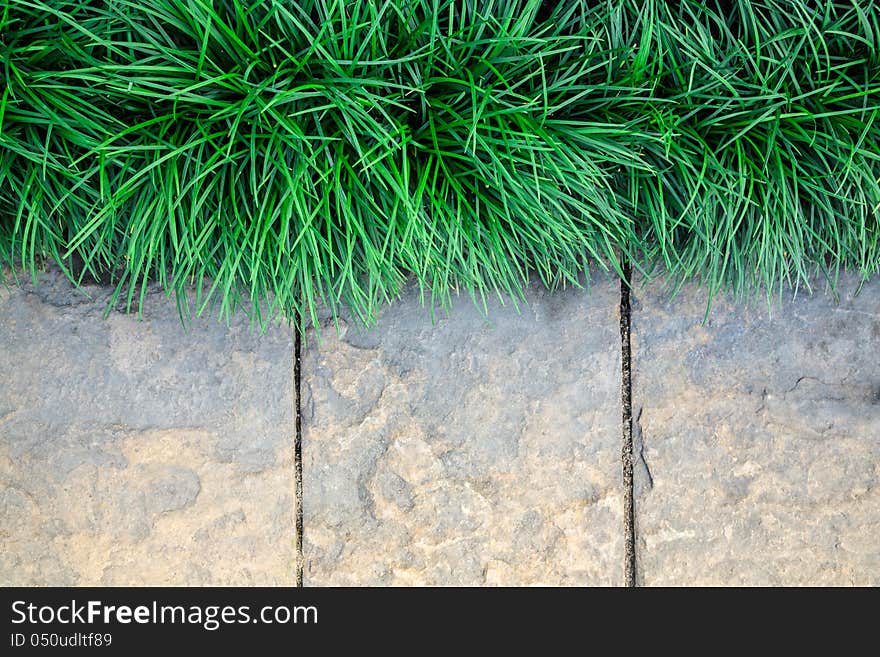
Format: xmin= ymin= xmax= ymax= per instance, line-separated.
xmin=1 ymin=0 xmax=878 ymax=326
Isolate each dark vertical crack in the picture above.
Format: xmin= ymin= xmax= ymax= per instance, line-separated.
xmin=294 ymin=314 xmax=304 ymax=587
xmin=619 ymin=259 xmax=637 ymax=587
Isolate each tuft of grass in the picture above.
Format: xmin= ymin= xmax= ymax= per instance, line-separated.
xmin=1 ymin=0 xmax=878 ymax=326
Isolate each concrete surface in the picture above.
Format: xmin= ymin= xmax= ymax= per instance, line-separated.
xmin=2 ymin=265 xmax=879 ymax=586
xmin=631 ymin=275 xmax=880 ymax=585
xmin=302 ymin=280 xmax=624 ymax=585
xmin=0 ymin=270 xmax=297 ymax=585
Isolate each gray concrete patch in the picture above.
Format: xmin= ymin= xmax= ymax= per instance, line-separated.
xmin=302 ymin=277 xmax=624 ymax=585
xmin=0 ymin=268 xmax=296 ymax=585
xmin=632 ymin=275 xmax=880 ymax=585
xmin=6 ymin=261 xmax=877 ymax=587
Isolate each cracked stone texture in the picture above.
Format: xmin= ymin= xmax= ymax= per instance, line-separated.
xmin=0 ymin=268 xmax=296 ymax=585
xmin=303 ymin=278 xmax=623 ymax=585
xmin=632 ymin=275 xmax=880 ymax=585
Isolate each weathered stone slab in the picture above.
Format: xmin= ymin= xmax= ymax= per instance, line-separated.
xmin=632 ymin=275 xmax=880 ymax=585
xmin=0 ymin=268 xmax=296 ymax=585
xmin=303 ymin=278 xmax=623 ymax=585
